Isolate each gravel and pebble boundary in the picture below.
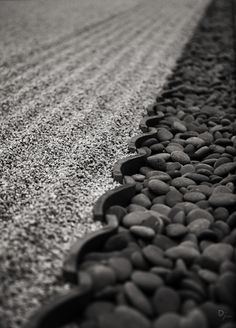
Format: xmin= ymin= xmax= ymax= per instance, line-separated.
xmin=24 ymin=0 xmax=236 ymax=327
xmin=0 ymin=1 xmax=211 ymax=327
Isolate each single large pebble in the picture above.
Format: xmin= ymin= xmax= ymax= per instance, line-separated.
xmin=198 ymin=269 xmax=218 ymax=284
xmin=203 ymin=243 xmax=233 ymax=264
xmin=172 ymin=177 xmax=196 ymax=188
xmin=87 ymin=265 xmax=116 ymax=290
xmin=108 ymin=257 xmax=132 ymax=282
xmin=148 ymin=179 xmax=170 ymax=195
xmin=186 ymin=137 xmax=205 ymax=147
xmin=142 ymin=244 xmax=162 ymax=258
xmin=166 ymin=223 xmax=188 ymax=237
xmin=124 ymin=282 xmax=153 ymax=316
xmin=180 ymin=309 xmax=208 ymax=328
xmin=114 ymin=305 xmax=151 ymax=328
xmin=123 ymin=211 xmax=154 ymax=227
xmin=151 ymin=204 xmax=171 ymax=216
xmin=208 ymin=193 xmax=236 ymax=207
xmin=186 ymin=209 xmax=214 ymax=224
xmin=165 ymin=189 xmax=183 ymax=207
xmin=147 ymin=155 xmax=167 ymax=171
xmin=132 ymin=270 xmax=163 ymax=292
xmin=157 ymin=128 xmax=173 ymax=141
xmin=180 ymin=164 xmax=195 ymax=175
xmin=165 ymin=245 xmax=200 ymax=261
xmin=173 ymin=121 xmax=187 ymax=132
xmin=184 ymin=192 xmax=206 ymax=203
xmin=153 ymin=286 xmax=180 ymax=315
xmin=166 ymin=144 xmax=184 ymax=153
xmin=187 ymin=219 xmax=210 ymax=236
xmin=130 ymin=225 xmax=155 ymax=239
xmin=171 ymin=151 xmax=191 ymax=164
xmin=150 ymin=143 xmax=165 ymax=153
xmin=214 ymin=162 xmax=236 ymax=177
xmin=131 ymin=194 xmax=152 ymax=208
xmin=194 ymin=146 xmax=210 ymax=159
xmin=132 ymin=174 xmax=146 ymax=182
xmin=153 ymin=313 xmax=181 ymax=328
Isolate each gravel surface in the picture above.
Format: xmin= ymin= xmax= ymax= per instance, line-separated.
xmin=0 ymin=0 xmax=210 ymax=327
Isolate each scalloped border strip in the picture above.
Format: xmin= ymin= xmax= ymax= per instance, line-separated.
xmin=128 ymin=127 xmax=157 ymax=152
xmin=139 ymin=113 xmax=165 ymax=132
xmin=24 ymin=287 xmax=92 ymax=328
xmin=112 ymin=152 xmax=147 ymax=183
xmin=92 ymin=183 xmax=136 ymax=221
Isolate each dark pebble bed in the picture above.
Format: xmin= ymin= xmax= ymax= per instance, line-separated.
xmin=63 ymin=0 xmax=236 ymax=327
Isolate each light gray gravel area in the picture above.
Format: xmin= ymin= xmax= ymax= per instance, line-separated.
xmin=0 ymin=0 xmax=210 ymax=327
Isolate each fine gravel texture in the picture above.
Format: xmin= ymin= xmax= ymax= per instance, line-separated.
xmin=0 ymin=0 xmax=210 ymax=327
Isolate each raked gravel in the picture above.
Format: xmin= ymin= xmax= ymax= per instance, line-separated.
xmin=0 ymin=0 xmax=210 ymax=327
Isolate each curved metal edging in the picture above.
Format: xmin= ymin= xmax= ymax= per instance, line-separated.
xmin=92 ymin=183 xmax=136 ymax=221
xmin=139 ymin=114 xmax=165 ymax=132
xmin=113 ymin=153 xmax=147 ymax=183
xmin=128 ymin=128 xmax=157 ymax=152
xmin=24 ymin=287 xmax=92 ymax=328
